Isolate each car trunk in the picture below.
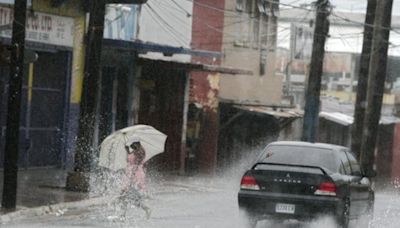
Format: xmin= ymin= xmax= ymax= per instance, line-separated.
xmin=249 ymin=163 xmax=334 ymax=196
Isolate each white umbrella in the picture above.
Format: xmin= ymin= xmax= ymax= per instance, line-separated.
xmin=98 ymin=125 xmax=167 ymax=171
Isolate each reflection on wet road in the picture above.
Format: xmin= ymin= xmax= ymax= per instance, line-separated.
xmin=4 ymin=177 xmax=400 ymax=228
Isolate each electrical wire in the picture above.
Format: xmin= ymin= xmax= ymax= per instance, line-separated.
xmin=143 ymin=3 xmax=189 ymax=46
xmin=152 ymin=0 xmax=192 ymax=29
xmin=143 ymin=0 xmax=399 ymax=56
xmin=146 ymin=3 xmax=189 ymax=39
xmin=171 ymin=0 xmax=192 ymax=16
xmin=331 ymin=11 xmax=400 ymax=35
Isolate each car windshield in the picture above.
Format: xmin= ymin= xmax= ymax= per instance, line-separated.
xmin=259 ymin=145 xmax=340 ymax=173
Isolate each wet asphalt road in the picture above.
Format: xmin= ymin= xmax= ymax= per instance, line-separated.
xmin=3 ymin=177 xmax=400 ymax=228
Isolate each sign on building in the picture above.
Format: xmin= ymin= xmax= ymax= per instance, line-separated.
xmin=0 ymin=0 xmax=32 ymax=5
xmin=290 ymin=23 xmax=314 ymax=60
xmin=0 ymin=6 xmax=74 ymax=48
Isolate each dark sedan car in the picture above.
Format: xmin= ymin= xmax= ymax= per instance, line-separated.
xmin=238 ymin=141 xmax=375 ymax=228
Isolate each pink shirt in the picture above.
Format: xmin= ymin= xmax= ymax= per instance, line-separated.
xmin=123 ymin=153 xmax=146 ymax=191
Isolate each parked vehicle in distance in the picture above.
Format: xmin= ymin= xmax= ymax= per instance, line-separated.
xmin=238 ymin=141 xmax=375 ymax=228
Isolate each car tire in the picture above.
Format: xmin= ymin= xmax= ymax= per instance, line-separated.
xmin=337 ymin=198 xmax=350 ymax=228
xmin=366 ymin=198 xmax=374 ymax=227
xmin=243 ymin=216 xmax=257 ymax=228
xmin=239 ymin=210 xmax=257 ymax=228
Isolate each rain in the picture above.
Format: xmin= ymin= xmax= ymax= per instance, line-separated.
xmin=1 ymin=0 xmax=400 ymax=228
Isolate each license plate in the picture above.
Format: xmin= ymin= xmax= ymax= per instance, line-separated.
xmin=275 ymin=203 xmax=295 ymax=214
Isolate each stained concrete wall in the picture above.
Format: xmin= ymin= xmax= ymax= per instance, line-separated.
xmin=219 ymin=0 xmax=283 ymax=105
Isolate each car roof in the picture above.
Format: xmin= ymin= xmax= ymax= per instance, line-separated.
xmin=267 ymin=141 xmax=348 ymax=151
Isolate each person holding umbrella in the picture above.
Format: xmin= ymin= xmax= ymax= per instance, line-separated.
xmin=98 ymin=125 xmax=167 ymax=220
xmin=120 ymin=135 xmax=151 ymax=219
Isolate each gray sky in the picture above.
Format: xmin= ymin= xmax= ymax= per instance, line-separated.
xmin=278 ymin=0 xmax=400 ymax=56
xmin=282 ymin=0 xmax=400 ymax=15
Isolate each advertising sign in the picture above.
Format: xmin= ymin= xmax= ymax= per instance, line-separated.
xmin=0 ymin=6 xmax=74 ymax=47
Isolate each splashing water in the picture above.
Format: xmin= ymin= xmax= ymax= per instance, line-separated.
xmin=41 ymin=143 xmax=400 ymax=228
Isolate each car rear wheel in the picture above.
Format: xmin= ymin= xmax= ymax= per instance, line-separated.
xmin=243 ymin=217 xmax=257 ymax=228
xmin=365 ymin=198 xmax=375 ymax=227
xmin=239 ymin=210 xmax=258 ymax=228
xmin=337 ymin=198 xmax=350 ymax=228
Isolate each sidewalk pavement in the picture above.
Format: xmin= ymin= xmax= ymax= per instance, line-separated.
xmin=0 ymin=168 xmax=221 ymax=225
xmin=0 ymin=168 xmax=90 ymax=224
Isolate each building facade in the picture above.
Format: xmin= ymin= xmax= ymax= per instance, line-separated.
xmin=0 ymin=0 xmax=85 ymax=169
xmin=220 ymin=0 xmax=283 ymax=105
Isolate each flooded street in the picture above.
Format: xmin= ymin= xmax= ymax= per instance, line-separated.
xmin=3 ymin=175 xmax=400 ymax=228
xmin=1 ymin=0 xmax=400 ymax=228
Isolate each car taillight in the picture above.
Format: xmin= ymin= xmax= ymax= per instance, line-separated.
xmin=240 ymin=175 xmax=260 ymax=190
xmin=314 ymin=182 xmax=337 ymax=196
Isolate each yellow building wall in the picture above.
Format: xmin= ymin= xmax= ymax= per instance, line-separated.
xmin=33 ymin=0 xmax=86 ymax=104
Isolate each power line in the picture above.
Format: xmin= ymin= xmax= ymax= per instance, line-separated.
xmin=143 ymin=0 xmax=400 ymax=55
xmin=144 ymin=3 xmax=189 ymax=46
xmin=153 ymin=0 xmax=192 ymax=29
xmin=331 ymin=14 xmax=355 ymax=48
xmin=184 ymin=0 xmax=400 ymax=36
xmin=184 ymin=0 xmax=331 ymax=15
xmin=171 ymin=0 xmax=192 ymax=17
xmin=146 ymin=3 xmax=189 ymax=39
xmin=331 ymin=11 xmax=400 ymax=35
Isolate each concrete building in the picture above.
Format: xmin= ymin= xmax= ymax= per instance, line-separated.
xmin=213 ymin=0 xmax=302 ymax=170
xmin=276 ymin=8 xmax=400 ymax=107
xmin=220 ymin=0 xmax=283 ymax=106
xmin=0 ymin=0 xmax=85 ymax=169
xmin=99 ymin=0 xmax=249 ymax=175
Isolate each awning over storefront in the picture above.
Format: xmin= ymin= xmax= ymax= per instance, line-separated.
xmin=103 ymin=38 xmax=253 ymax=75
xmin=219 ymin=104 xmax=302 ymax=132
xmin=319 ymin=112 xmax=400 ymax=126
xmin=138 ymin=57 xmax=253 ymax=75
xmin=319 ymin=112 xmax=353 ymax=126
xmin=320 ymin=97 xmax=400 ymax=126
xmin=103 ymin=39 xmax=222 ymax=58
xmin=233 ymin=105 xmax=303 ymax=118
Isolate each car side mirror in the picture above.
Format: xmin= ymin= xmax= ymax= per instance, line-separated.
xmin=363 ymin=169 xmax=377 ymax=178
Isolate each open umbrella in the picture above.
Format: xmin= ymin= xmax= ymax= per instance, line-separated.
xmin=98 ymin=125 xmax=167 ymax=171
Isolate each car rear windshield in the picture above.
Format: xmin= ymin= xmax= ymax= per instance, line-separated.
xmin=258 ymin=145 xmax=340 ymax=173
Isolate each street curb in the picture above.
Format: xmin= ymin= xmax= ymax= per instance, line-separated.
xmin=0 ymin=181 xmax=212 ymax=225
xmin=0 ymin=186 xmax=183 ymax=224
xmin=0 ymin=196 xmax=112 ymax=225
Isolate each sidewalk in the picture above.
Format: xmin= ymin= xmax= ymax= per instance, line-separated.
xmin=0 ymin=168 xmax=89 ymax=210
xmin=0 ymin=168 xmax=91 ymax=223
xmin=0 ymin=168 xmax=218 ymax=225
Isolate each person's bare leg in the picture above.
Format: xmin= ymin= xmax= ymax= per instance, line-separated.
xmin=141 ymin=203 xmax=151 ymax=219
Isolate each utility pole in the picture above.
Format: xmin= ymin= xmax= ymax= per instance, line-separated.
xmin=1 ymin=0 xmax=27 ymax=210
xmin=301 ymin=0 xmax=330 ymax=142
xmin=66 ymin=0 xmax=106 ymax=191
xmin=67 ymin=0 xmax=147 ymax=191
xmin=351 ymin=0 xmax=376 ymax=160
xmin=66 ymin=0 xmax=148 ymax=192
xmin=360 ymin=0 xmax=393 ymax=177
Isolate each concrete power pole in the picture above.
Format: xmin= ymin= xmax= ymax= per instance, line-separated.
xmin=66 ymin=0 xmax=148 ymax=191
xmin=66 ymin=0 xmax=106 ymax=191
xmin=1 ymin=0 xmax=28 ymax=210
xmin=360 ymin=0 xmax=393 ymax=177
xmin=301 ymin=0 xmax=330 ymax=142
xmin=351 ymin=0 xmax=376 ymax=160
